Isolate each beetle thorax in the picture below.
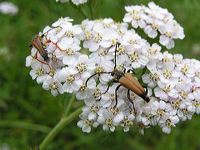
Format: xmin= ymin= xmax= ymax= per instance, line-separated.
xmin=111 ymin=69 xmax=124 ymax=81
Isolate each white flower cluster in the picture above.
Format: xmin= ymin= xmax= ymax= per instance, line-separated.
xmin=26 ymin=17 xmax=83 ymax=96
xmin=123 ymin=2 xmax=185 ymax=49
xmin=0 ymin=1 xmax=18 ymax=16
xmin=56 ymin=0 xmax=87 ymax=6
xmin=77 ymin=50 xmax=200 ymax=134
xmin=26 ymin=2 xmax=200 ymax=134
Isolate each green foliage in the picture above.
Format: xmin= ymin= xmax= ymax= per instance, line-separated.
xmin=0 ymin=0 xmax=200 ymax=149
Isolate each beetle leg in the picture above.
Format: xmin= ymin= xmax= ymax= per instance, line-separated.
xmin=102 ymin=85 xmax=110 ymax=94
xmin=48 ymin=41 xmax=65 ymax=51
xmin=127 ymin=69 xmax=135 ymax=74
xmin=35 ymin=52 xmax=47 ymax=63
xmin=143 ymin=86 xmax=148 ymax=95
xmin=33 ymin=51 xmax=38 ymax=59
xmin=127 ymin=90 xmax=136 ymax=115
xmin=96 ymin=97 xmax=102 ymax=101
xmin=42 ymin=26 xmax=63 ymax=38
xmin=123 ymin=68 xmax=126 ymax=73
xmin=31 ymin=55 xmax=51 ymax=71
xmin=114 ymin=84 xmax=121 ymax=108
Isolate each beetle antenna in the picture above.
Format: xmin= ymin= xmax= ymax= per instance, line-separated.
xmin=102 ymin=85 xmax=110 ymax=94
xmin=85 ymin=73 xmax=100 ymax=87
xmin=85 ymin=72 xmax=112 ymax=87
xmin=114 ymin=43 xmax=120 ymax=71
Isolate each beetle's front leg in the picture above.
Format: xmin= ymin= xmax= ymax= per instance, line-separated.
xmin=113 ymin=84 xmax=121 ymax=108
xmin=127 ymin=90 xmax=136 ymax=115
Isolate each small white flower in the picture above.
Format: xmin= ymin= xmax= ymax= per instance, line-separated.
xmin=42 ymin=74 xmax=63 ymax=96
xmin=71 ymin=0 xmax=87 ymax=5
xmin=177 ymin=100 xmax=194 ymax=121
xmin=142 ymin=70 xmax=159 ymax=88
xmin=155 ymin=82 xmax=178 ymax=101
xmin=101 ymin=84 xmax=124 ymax=108
xmin=76 ymin=78 xmax=96 ymax=100
xmin=0 ymin=2 xmax=18 ymax=15
xmin=97 ymin=108 xmax=124 ymax=132
xmin=159 ymin=114 xmax=179 ymax=134
xmin=192 ymin=89 xmax=200 ymax=114
xmin=59 ymin=68 xmax=82 ymax=93
xmin=176 ymin=59 xmax=195 ymax=78
xmin=123 ymin=5 xmax=146 ymax=29
xmin=159 ymin=21 xmax=185 ymax=49
xmin=77 ymin=107 xmax=98 ymax=133
xmin=55 ymin=43 xmax=81 ymax=66
xmin=29 ymin=61 xmax=50 ymax=84
xmin=56 ymin=0 xmax=87 ymax=5
xmin=144 ymin=19 xmax=163 ymax=38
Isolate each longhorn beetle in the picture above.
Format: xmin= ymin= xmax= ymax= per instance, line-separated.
xmin=30 ymin=26 xmax=61 ymax=64
xmin=30 ymin=35 xmax=49 ymax=62
xmin=86 ymin=43 xmax=150 ymax=108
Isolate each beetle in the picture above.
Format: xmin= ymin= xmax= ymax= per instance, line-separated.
xmin=30 ymin=35 xmax=49 ymax=62
xmin=86 ymin=42 xmax=150 ymax=108
xmin=30 ymin=26 xmax=62 ymax=63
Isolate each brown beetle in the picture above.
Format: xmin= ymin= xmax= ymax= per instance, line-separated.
xmin=31 ymin=35 xmax=49 ymax=62
xmin=112 ymin=69 xmax=150 ymax=104
xmin=86 ymin=43 xmax=150 ymax=108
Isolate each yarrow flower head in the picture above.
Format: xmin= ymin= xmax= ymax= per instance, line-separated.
xmin=26 ymin=2 xmax=200 ymax=135
xmin=123 ymin=2 xmax=185 ymax=49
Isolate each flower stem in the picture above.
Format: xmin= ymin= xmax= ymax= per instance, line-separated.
xmin=70 ymin=2 xmax=88 ymax=18
xmin=64 ymin=95 xmax=75 ymax=116
xmin=0 ymin=120 xmax=50 ymax=133
xmin=39 ymin=107 xmax=82 ymax=150
xmin=89 ymin=0 xmax=94 ymax=19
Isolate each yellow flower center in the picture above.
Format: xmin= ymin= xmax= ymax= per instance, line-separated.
xmin=129 ymin=51 xmax=139 ymax=62
xmin=105 ymin=118 xmax=113 ymax=127
xmin=76 ymin=63 xmax=87 ymax=73
xmin=66 ymin=74 xmax=75 ymax=84
xmin=36 ymin=68 xmax=44 ymax=76
xmin=163 ymin=69 xmax=172 ymax=79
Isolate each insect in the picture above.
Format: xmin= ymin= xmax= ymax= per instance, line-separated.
xmin=30 ymin=26 xmax=62 ymax=62
xmin=86 ymin=43 xmax=150 ymax=108
xmin=30 ymin=34 xmax=49 ymax=62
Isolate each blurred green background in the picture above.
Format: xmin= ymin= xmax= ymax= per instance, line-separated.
xmin=0 ymin=0 xmax=200 ymax=149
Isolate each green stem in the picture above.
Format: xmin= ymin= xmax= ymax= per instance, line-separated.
xmin=79 ymin=6 xmax=89 ymax=19
xmin=123 ymin=0 xmax=126 ymax=5
xmin=39 ymin=107 xmax=82 ymax=150
xmin=64 ymin=95 xmax=75 ymax=116
xmin=89 ymin=0 xmax=94 ymax=19
xmin=0 ymin=120 xmax=50 ymax=133
xmin=70 ymin=2 xmax=88 ymax=18
xmin=141 ymin=67 xmax=147 ymax=76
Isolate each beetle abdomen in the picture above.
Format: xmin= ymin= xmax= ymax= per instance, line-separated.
xmin=119 ymin=73 xmax=145 ymax=98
